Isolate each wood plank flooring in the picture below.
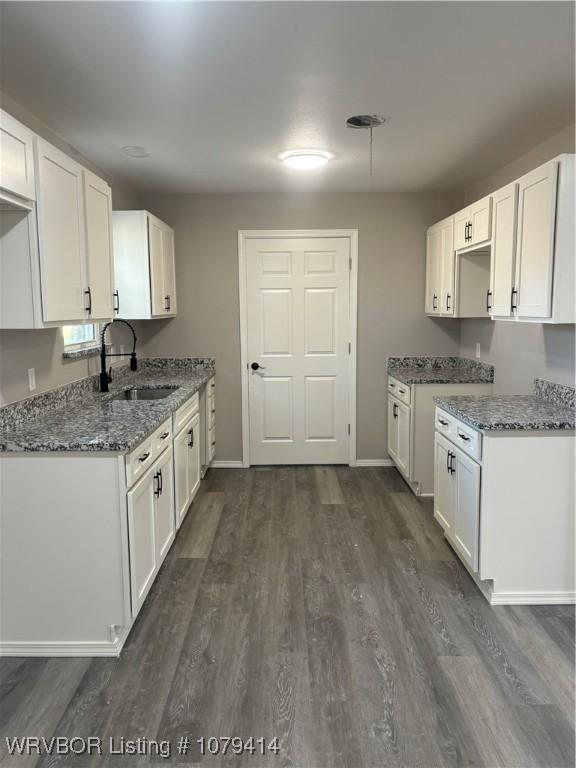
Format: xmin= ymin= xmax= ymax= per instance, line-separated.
xmin=1 ymin=467 xmax=574 ymax=768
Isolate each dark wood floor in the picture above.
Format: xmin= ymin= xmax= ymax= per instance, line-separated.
xmin=1 ymin=467 xmax=574 ymax=768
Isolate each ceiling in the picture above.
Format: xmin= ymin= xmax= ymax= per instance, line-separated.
xmin=1 ymin=2 xmax=574 ymax=194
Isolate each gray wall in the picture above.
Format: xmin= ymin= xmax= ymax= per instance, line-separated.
xmin=0 ymin=94 xmax=141 ymax=406
xmin=459 ymin=123 xmax=575 ymax=393
xmin=137 ymin=192 xmax=462 ymax=461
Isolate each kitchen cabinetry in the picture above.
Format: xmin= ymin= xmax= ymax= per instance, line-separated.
xmin=174 ymin=410 xmax=201 ymax=529
xmin=454 ymin=195 xmax=492 ymax=250
xmin=425 ymin=217 xmax=454 ymax=315
xmin=0 ymin=113 xmax=114 ymax=328
xmin=434 ymin=406 xmax=574 ymax=604
xmin=0 ymin=109 xmax=36 ymax=204
xmin=434 ymin=431 xmax=479 ymax=572
xmin=490 ymin=156 xmax=574 ymax=324
xmin=387 ymin=374 xmax=492 ymax=496
xmin=112 ymin=211 xmax=177 ymax=319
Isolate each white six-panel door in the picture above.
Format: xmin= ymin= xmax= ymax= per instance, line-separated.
xmin=243 ymin=234 xmax=354 ymax=465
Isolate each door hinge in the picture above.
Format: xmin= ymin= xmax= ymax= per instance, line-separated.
xmin=348 ymin=424 xmax=350 ymax=435
xmin=349 ymin=256 xmax=352 ymax=271
xmin=348 ymin=342 xmax=351 ymax=354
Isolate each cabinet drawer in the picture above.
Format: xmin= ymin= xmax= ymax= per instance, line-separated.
xmin=452 ymin=419 xmax=482 ymax=461
xmin=435 ymin=408 xmax=455 ymax=438
xmin=173 ymin=392 xmax=199 ymax=435
xmin=388 ymin=376 xmax=411 ymax=405
xmin=126 ymin=417 xmax=172 ymax=488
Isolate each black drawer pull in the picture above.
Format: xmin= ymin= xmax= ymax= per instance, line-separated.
xmin=389 ymin=382 xmax=395 ymax=388
xmin=160 ymin=431 xmax=170 ymax=440
xmin=398 ymin=389 xmax=406 ymax=395
xmin=486 ymin=289 xmax=492 ymax=313
xmin=138 ymin=452 xmax=150 ymax=463
xmin=84 ymin=287 xmax=92 ymax=314
xmin=458 ymin=432 xmax=471 ymax=442
xmin=450 ymin=453 xmax=456 ymax=474
xmin=188 ymin=428 xmax=194 ymax=448
xmin=153 ymin=472 xmax=160 ymax=497
xmin=113 ymin=290 xmax=120 ymax=313
xmin=446 ymin=293 xmax=451 ymax=311
xmin=433 ymin=293 xmax=438 ymax=310
xmin=438 ymin=419 xmax=448 ymax=427
xmin=511 ymin=287 xmax=518 ymax=312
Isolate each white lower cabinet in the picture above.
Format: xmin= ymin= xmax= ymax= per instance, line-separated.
xmin=127 ymin=463 xmax=158 ymax=618
xmin=434 ymin=432 xmax=480 ymax=572
xmin=434 ymin=407 xmax=574 ymax=605
xmin=395 ymin=400 xmax=411 ymax=478
xmin=174 ymin=411 xmax=201 ymax=529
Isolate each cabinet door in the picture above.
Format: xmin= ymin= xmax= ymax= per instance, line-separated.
xmin=454 ymin=207 xmax=470 ymax=250
xmin=163 ymin=226 xmax=177 ymax=315
xmin=515 ymin=160 xmax=558 ymax=318
xmin=425 ymin=225 xmax=441 ymax=314
xmin=452 ymin=447 xmax=480 ymax=572
xmin=387 ymin=396 xmax=398 ymax=461
xmin=396 ymin=400 xmax=411 ymax=478
xmin=439 ymin=217 xmax=455 ymax=315
xmin=83 ymin=170 xmax=114 ymax=320
xmin=434 ymin=433 xmax=455 ymax=534
xmin=490 ymin=183 xmax=518 ymax=317
xmin=470 ymin=195 xmax=492 ymax=246
xmin=174 ymin=426 xmax=191 ymax=529
xmin=127 ymin=469 xmax=157 ymax=619
xmin=0 ymin=110 xmax=36 ymax=201
xmin=188 ymin=412 xmax=201 ymax=503
xmin=35 ymin=139 xmax=86 ymax=322
xmin=154 ymin=449 xmax=175 ymax=565
xmin=148 ymin=215 xmax=166 ymax=317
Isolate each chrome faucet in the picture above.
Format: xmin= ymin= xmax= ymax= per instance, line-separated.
xmin=100 ymin=319 xmax=138 ymax=392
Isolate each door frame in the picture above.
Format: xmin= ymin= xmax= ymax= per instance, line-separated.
xmin=238 ymin=229 xmax=359 ymax=468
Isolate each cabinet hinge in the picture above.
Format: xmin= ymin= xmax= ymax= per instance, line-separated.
xmin=348 ymin=342 xmax=351 ymax=354
xmin=347 ymin=424 xmax=350 ymax=435
xmin=349 ymin=256 xmax=352 ymax=271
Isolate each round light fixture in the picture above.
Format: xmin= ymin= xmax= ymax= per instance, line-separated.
xmin=122 ymin=145 xmax=150 ymax=158
xmin=278 ymin=149 xmax=333 ymax=170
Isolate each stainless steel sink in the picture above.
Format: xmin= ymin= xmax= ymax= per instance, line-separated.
xmin=111 ymin=387 xmax=178 ymax=401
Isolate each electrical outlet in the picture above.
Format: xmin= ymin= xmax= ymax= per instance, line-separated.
xmin=475 ymin=343 xmax=481 ymax=359
xmin=28 ymin=368 xmax=36 ymax=391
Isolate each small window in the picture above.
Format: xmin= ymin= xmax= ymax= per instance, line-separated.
xmin=62 ymin=323 xmax=100 ymax=350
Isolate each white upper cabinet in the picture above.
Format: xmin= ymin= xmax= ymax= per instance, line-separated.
xmin=35 ymin=139 xmax=87 ymax=323
xmin=83 ymin=170 xmax=114 ymax=320
xmin=0 ymin=111 xmax=115 ymax=328
xmin=454 ymin=195 xmax=492 ymax=250
xmin=490 ymin=155 xmax=574 ymax=324
xmin=0 ymin=110 xmax=36 ymax=204
xmin=113 ymin=211 xmax=177 ymax=319
xmin=515 ymin=160 xmax=557 ymax=319
xmin=425 ymin=224 xmax=442 ymax=314
xmin=489 ymin=182 xmax=518 ymax=318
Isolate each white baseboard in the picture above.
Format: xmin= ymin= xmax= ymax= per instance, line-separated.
xmin=354 ymin=459 xmax=394 ymax=467
xmin=490 ymin=590 xmax=576 ymax=605
xmin=0 ymin=636 xmax=127 ymax=658
xmin=211 ymin=460 xmax=245 ymax=469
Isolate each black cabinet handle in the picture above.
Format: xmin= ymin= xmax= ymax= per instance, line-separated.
xmin=84 ymin=287 xmax=92 ymax=314
xmin=438 ymin=418 xmax=448 ymax=427
xmin=511 ymin=287 xmax=518 ymax=312
xmin=398 ymin=389 xmax=406 ymax=395
xmin=446 ymin=294 xmax=451 ymax=311
xmin=393 ymin=403 xmax=398 ymax=419
xmin=486 ymin=289 xmax=492 ymax=313
xmin=113 ymin=290 xmax=120 ymax=314
xmin=158 ymin=468 xmax=163 ymax=494
xmin=446 ymin=450 xmax=452 ymax=473
xmin=450 ymin=453 xmax=456 ymax=475
xmin=389 ymin=382 xmax=395 ymax=388
xmin=160 ymin=431 xmax=170 ymax=440
xmin=433 ymin=294 xmax=438 ymax=310
xmin=463 ymin=223 xmax=468 ymax=242
xmin=188 ymin=428 xmax=194 ymax=448
xmin=138 ymin=452 xmax=150 ymax=463
xmin=458 ymin=432 xmax=470 ymax=442
xmin=153 ymin=472 xmax=160 ymax=497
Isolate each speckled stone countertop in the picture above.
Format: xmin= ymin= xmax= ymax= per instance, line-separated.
xmin=0 ymin=361 xmax=214 ymax=453
xmin=387 ymin=356 xmax=494 ymax=386
xmin=434 ymin=379 xmax=575 ymax=432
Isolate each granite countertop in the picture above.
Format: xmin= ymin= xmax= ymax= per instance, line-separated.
xmin=0 ymin=367 xmax=214 ymax=453
xmin=387 ymin=356 xmax=494 ymax=386
xmin=434 ymin=394 xmax=575 ymax=432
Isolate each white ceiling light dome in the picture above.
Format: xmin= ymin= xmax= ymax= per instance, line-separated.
xmin=278 ymin=149 xmax=333 ymax=170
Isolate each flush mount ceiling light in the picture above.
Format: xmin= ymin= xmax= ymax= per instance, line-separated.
xmin=346 ymin=114 xmax=386 ymax=176
xmin=122 ymin=145 xmax=150 ymax=158
xmin=278 ymin=149 xmax=333 ymax=170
